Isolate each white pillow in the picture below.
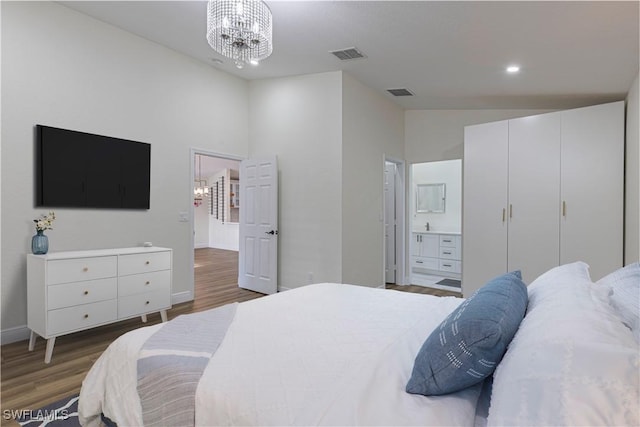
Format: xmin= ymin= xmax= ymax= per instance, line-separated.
xmin=487 ymin=262 xmax=639 ymax=427
xmin=597 ymin=262 xmax=640 ymax=342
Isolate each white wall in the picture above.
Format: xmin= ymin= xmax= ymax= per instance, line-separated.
xmin=249 ymin=71 xmax=343 ymax=290
xmin=341 ymin=73 xmax=404 ymax=287
xmin=405 ymin=109 xmax=554 ymax=163
xmin=625 ymin=72 xmax=640 ymax=264
xmin=411 ymin=160 xmax=462 ymax=233
xmin=1 ymin=2 xmax=249 ymax=336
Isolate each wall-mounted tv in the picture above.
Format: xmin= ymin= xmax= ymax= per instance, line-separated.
xmin=36 ymin=125 xmax=151 ymax=209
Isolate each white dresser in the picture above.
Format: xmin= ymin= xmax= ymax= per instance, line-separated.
xmin=27 ymin=247 xmax=172 ymax=363
xmin=411 ymin=232 xmax=461 ymax=286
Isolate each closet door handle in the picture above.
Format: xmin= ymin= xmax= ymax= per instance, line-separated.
xmin=502 ymin=208 xmax=506 ymax=223
xmin=509 ymin=204 xmax=513 ymax=219
xmin=562 ymin=201 xmax=566 ymax=217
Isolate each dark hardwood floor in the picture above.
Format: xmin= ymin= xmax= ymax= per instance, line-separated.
xmin=0 ymin=248 xmax=457 ymax=425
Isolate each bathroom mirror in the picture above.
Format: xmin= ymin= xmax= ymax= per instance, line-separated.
xmin=416 ymin=183 xmax=446 ymax=213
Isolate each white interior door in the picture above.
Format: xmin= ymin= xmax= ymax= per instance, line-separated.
xmin=384 ymin=162 xmax=397 ymax=283
xmin=238 ymin=156 xmax=278 ymax=294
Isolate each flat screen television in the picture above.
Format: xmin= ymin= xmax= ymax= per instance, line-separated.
xmin=36 ymin=125 xmax=151 ymax=209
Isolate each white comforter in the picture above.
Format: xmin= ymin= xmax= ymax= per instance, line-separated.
xmin=79 ymin=283 xmax=481 ymax=426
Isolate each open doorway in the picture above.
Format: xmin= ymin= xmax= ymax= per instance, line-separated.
xmin=190 ymin=150 xmax=243 ymax=301
xmin=409 ymin=159 xmax=462 ymax=293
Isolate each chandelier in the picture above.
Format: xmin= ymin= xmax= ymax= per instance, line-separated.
xmin=194 ymin=154 xmax=209 ymax=207
xmin=206 ymin=0 xmax=273 ymax=69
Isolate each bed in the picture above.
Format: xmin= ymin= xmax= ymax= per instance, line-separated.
xmin=78 ymin=262 xmax=639 ymax=426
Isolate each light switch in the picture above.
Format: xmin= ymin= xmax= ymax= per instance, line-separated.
xmin=179 ymin=211 xmax=189 ymax=222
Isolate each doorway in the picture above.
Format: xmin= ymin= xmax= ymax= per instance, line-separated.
xmin=409 ymin=159 xmax=462 ymax=293
xmin=190 ymin=149 xmax=243 ymax=301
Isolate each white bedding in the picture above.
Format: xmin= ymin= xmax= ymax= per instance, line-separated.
xmin=80 ymin=283 xmax=482 ymax=426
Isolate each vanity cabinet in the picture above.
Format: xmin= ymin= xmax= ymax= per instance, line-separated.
xmin=27 ymin=247 xmax=172 ymax=363
xmin=411 ymin=232 xmax=461 ymax=285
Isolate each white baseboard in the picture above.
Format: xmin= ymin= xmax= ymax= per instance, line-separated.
xmin=1 ymin=325 xmax=30 ymax=345
xmin=2 ymin=291 xmax=194 ymax=346
xmin=172 ymin=290 xmax=193 ymax=305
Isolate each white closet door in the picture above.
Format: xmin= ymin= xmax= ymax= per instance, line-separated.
xmin=508 ymin=113 xmax=561 ymax=284
xmin=462 ymin=120 xmax=508 ymax=296
xmin=560 ymin=101 xmax=624 ymax=280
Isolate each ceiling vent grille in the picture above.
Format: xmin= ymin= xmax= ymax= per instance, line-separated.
xmin=387 ymin=88 xmax=414 ymax=97
xmin=330 ymin=47 xmax=366 ymax=61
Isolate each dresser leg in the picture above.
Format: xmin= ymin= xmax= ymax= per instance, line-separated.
xmin=141 ymin=314 xmax=148 ymax=323
xmin=44 ymin=337 xmax=56 ymax=364
xmin=160 ymin=310 xmax=168 ymax=323
xmin=28 ymin=331 xmax=36 ymax=351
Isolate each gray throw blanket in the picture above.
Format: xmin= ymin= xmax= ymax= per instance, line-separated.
xmin=137 ymin=303 xmax=238 ymax=427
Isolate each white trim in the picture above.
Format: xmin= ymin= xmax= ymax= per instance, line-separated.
xmin=172 ymin=290 xmax=193 ymax=305
xmin=1 ymin=325 xmax=30 ymax=345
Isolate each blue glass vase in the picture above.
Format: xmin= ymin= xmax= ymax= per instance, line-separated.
xmin=32 ymin=230 xmax=49 ymax=255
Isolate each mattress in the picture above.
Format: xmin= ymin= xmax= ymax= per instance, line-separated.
xmin=79 ymin=283 xmax=482 ymax=426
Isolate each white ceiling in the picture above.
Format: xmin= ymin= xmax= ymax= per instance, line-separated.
xmin=59 ymin=1 xmax=639 ymax=110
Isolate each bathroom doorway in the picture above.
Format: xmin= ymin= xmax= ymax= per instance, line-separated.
xmin=409 ymin=159 xmax=462 ymax=292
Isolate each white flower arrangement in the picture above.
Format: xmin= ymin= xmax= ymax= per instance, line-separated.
xmin=34 ymin=211 xmax=56 ymax=232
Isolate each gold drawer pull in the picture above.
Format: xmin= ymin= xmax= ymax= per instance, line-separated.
xmin=84 ymin=290 xmax=89 ymax=295
xmin=146 ymin=301 xmax=150 ymax=305
xmin=145 ymin=261 xmax=150 ymax=265
xmin=84 ymin=314 xmax=89 ymax=319
xmin=83 ymin=267 xmax=89 ymax=272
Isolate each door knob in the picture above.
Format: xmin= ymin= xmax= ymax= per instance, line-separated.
xmin=265 ymin=230 xmax=278 ymax=235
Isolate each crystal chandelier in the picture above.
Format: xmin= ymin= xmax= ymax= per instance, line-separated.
xmin=206 ymin=0 xmax=273 ymax=69
xmin=194 ymin=154 xmax=209 ymax=207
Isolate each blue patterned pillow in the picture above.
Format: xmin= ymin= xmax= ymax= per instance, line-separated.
xmin=406 ymin=271 xmax=528 ymax=396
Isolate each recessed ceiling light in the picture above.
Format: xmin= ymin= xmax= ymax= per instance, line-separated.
xmin=506 ymin=65 xmax=521 ymax=73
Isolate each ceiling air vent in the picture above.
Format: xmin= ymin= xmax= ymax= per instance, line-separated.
xmin=387 ymin=88 xmax=414 ymax=97
xmin=330 ymin=47 xmax=366 ymax=61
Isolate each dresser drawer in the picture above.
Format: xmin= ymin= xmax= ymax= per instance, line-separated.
xmin=119 ymin=251 xmax=171 ymax=276
xmin=118 ymin=290 xmax=171 ymax=319
xmin=48 ymin=299 xmax=117 ymax=336
xmin=118 ymin=270 xmax=171 ymax=297
xmin=439 ymin=260 xmax=461 ymax=274
xmin=47 ymin=256 xmax=117 ymax=285
xmin=48 ymin=278 xmax=117 ymax=310
xmin=439 ymin=235 xmax=459 ymax=248
xmin=439 ymin=246 xmax=459 ymax=260
xmin=412 ymin=256 xmax=439 ymax=270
